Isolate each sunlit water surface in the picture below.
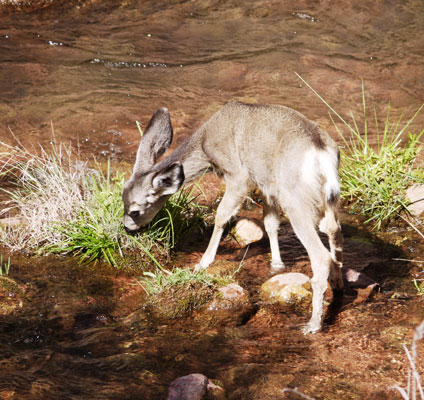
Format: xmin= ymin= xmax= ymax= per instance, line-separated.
xmin=0 ymin=0 xmax=423 ymax=160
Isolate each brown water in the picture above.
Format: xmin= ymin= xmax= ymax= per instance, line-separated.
xmin=1 ymin=0 xmax=423 ymax=160
xmin=1 ymin=1 xmax=424 ymax=399
xmin=1 ymin=213 xmax=424 ymax=399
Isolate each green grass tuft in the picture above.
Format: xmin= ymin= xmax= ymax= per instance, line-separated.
xmin=0 ymin=140 xmax=206 ymax=267
xmin=138 ymin=266 xmax=230 ymax=296
xmin=296 ymin=74 xmax=424 ymax=230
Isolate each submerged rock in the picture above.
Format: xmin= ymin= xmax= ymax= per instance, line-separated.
xmin=0 ymin=276 xmax=25 ymax=316
xmin=260 ymin=272 xmax=312 ymax=305
xmin=231 ymin=217 xmax=264 ymax=246
xmin=167 ymin=374 xmax=225 ymax=400
xmin=167 ymin=373 xmax=208 ymax=400
xmin=204 ymin=282 xmax=253 ymax=326
xmin=143 ymin=281 xmax=216 ymax=321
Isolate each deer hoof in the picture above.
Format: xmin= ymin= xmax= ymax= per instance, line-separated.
xmin=194 ymin=263 xmax=207 ymax=272
xmin=270 ymin=261 xmax=286 ymax=274
xmin=301 ymin=321 xmax=321 ymax=335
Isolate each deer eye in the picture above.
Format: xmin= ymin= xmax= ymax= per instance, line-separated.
xmin=129 ymin=210 xmax=140 ymax=218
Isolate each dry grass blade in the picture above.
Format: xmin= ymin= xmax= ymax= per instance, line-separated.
xmin=391 ymin=321 xmax=424 ymax=400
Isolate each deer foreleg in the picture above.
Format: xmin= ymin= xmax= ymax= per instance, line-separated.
xmin=195 ymin=182 xmax=246 ymax=271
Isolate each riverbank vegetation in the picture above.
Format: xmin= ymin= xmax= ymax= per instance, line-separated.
xmin=297 ymin=74 xmax=424 ymax=234
xmin=1 ymin=87 xmax=423 ymax=270
xmin=0 ymin=100 xmax=423 ymax=399
xmin=0 ymin=140 xmax=206 ymax=268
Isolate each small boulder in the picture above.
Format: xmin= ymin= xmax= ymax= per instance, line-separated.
xmin=203 ymin=283 xmax=253 ymax=326
xmin=231 ymin=218 xmax=264 ymax=246
xmin=260 ymin=273 xmax=312 ymax=305
xmin=208 ymin=283 xmax=249 ymax=309
xmin=167 ymin=373 xmax=208 ymax=400
xmin=218 ymin=282 xmax=246 ymax=299
xmin=406 ymin=184 xmax=424 ymax=216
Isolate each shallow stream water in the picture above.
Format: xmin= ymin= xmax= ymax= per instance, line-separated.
xmin=1 ymin=0 xmax=423 ymax=158
xmin=1 ymin=1 xmax=424 ymax=399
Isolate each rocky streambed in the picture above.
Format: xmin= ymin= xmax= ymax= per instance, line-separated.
xmin=1 ymin=204 xmax=423 ymax=399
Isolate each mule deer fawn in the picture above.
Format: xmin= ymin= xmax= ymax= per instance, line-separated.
xmin=123 ymin=101 xmax=343 ymax=333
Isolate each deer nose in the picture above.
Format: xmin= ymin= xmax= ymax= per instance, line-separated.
xmin=129 ymin=210 xmax=140 ymax=218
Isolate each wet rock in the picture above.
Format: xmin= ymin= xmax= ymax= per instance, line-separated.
xmin=343 ymin=268 xmax=379 ymax=304
xmin=217 ymin=282 xmax=246 ymax=300
xmin=231 ymin=217 xmax=264 ymax=246
xmin=207 ymin=283 xmax=250 ymax=311
xmin=205 ymin=282 xmax=253 ymax=326
xmin=167 ymin=373 xmax=208 ymax=400
xmin=0 ymin=276 xmax=25 ymax=316
xmin=406 ymin=184 xmax=424 ymax=216
xmin=343 ymin=268 xmax=378 ymax=290
xmin=260 ymin=273 xmax=312 ymax=305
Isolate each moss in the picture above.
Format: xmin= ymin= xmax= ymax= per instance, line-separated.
xmin=144 ymin=281 xmax=215 ymax=320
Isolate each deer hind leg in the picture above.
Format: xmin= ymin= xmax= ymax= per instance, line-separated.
xmin=284 ymin=205 xmax=333 ymax=334
xmin=263 ymin=201 xmax=285 ymax=273
xmin=319 ymin=207 xmax=344 ymax=293
xmin=195 ymin=177 xmax=248 ymax=272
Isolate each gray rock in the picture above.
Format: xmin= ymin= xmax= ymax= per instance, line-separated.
xmin=167 ymin=373 xmax=208 ymax=400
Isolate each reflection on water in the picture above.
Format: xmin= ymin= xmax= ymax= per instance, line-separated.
xmin=0 ymin=0 xmax=423 ymax=161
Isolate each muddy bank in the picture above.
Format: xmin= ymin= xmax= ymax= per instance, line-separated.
xmin=1 ymin=208 xmax=423 ymax=399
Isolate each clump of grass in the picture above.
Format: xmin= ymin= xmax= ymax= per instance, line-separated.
xmin=138 ymin=266 xmax=230 ymax=296
xmin=0 ymin=139 xmax=206 ymax=267
xmin=138 ymin=246 xmax=249 ymax=296
xmin=138 ymin=266 xmax=231 ymax=319
xmin=137 ymin=248 xmax=249 ymax=318
xmin=0 ymin=140 xmax=87 ymax=250
xmin=44 ymin=162 xmax=127 ymax=265
xmin=296 ymin=74 xmax=424 ymax=230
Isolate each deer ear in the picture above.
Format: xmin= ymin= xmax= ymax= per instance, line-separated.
xmin=133 ymin=108 xmax=173 ymax=173
xmin=152 ymin=162 xmax=184 ymax=196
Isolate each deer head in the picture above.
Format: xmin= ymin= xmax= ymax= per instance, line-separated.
xmin=122 ymin=108 xmax=185 ymax=232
